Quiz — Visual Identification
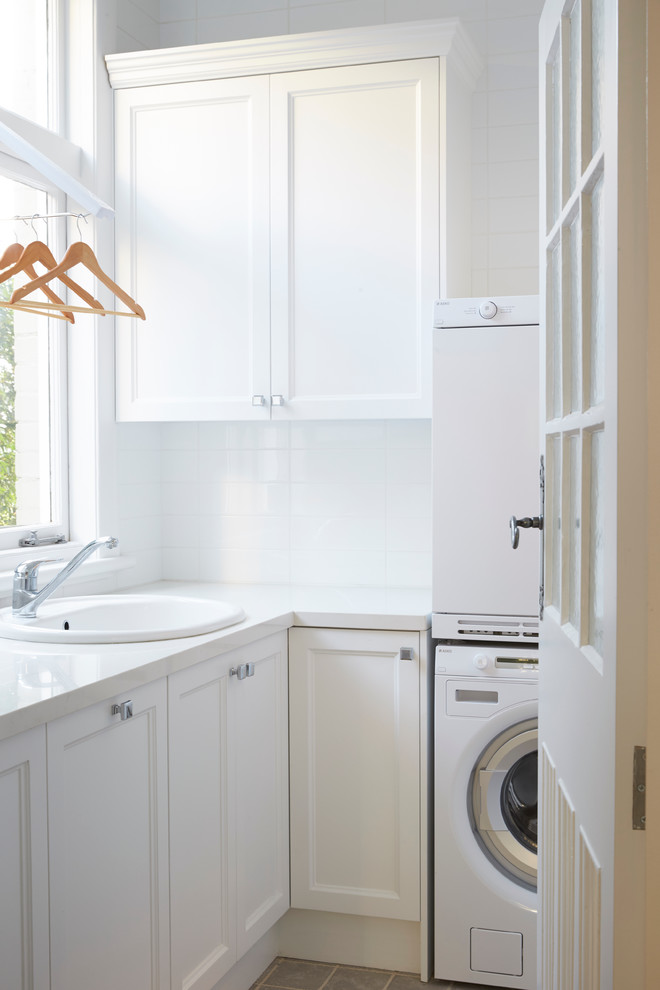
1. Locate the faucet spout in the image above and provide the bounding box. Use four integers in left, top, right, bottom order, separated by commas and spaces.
12, 536, 119, 618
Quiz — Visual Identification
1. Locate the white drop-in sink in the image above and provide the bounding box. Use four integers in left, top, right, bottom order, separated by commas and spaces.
0, 594, 246, 644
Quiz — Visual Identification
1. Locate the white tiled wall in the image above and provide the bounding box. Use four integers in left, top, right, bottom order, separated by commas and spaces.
152, 420, 431, 587
113, 0, 542, 590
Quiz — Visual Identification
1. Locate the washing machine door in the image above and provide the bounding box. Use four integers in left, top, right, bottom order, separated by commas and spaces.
469, 717, 537, 890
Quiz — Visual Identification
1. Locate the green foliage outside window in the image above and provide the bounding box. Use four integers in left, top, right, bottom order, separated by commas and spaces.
0, 281, 16, 525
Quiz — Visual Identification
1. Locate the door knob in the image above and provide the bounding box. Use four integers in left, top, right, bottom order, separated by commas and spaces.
510, 515, 543, 549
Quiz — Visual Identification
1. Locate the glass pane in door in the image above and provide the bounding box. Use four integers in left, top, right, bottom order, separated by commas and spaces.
591, 0, 605, 156
588, 428, 604, 653
568, 0, 582, 193
588, 176, 605, 408
567, 433, 581, 631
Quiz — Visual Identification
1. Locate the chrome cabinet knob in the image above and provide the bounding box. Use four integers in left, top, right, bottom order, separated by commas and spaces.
510, 514, 543, 549
111, 700, 133, 720
271, 394, 284, 406
252, 394, 266, 407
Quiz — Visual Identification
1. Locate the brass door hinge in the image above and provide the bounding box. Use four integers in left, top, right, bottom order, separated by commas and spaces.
633, 746, 646, 830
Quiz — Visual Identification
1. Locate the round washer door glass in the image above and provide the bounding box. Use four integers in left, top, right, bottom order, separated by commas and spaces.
469, 717, 538, 890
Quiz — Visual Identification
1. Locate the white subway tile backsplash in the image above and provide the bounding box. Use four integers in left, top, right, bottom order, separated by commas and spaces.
290, 482, 387, 518
161, 422, 199, 449
118, 514, 162, 552
118, 482, 161, 520
161, 515, 202, 548
161, 448, 198, 482
386, 515, 430, 553
291, 447, 386, 484
289, 0, 386, 34
385, 0, 487, 20
488, 87, 538, 128
160, 0, 193, 22
226, 448, 290, 483
161, 482, 200, 516
387, 483, 432, 518
225, 421, 290, 449
487, 51, 539, 92
290, 421, 386, 449
488, 266, 539, 294
116, 422, 162, 451
386, 420, 431, 449
199, 547, 290, 583
386, 447, 432, 485
203, 514, 290, 550
488, 195, 538, 233
196, 10, 290, 43
118, 446, 161, 484
198, 0, 285, 15
163, 547, 201, 580
160, 20, 197, 46
291, 516, 386, 551
201, 482, 290, 516
386, 551, 431, 588
290, 549, 387, 587
488, 230, 538, 269
488, 159, 539, 199
488, 122, 538, 162
487, 14, 539, 54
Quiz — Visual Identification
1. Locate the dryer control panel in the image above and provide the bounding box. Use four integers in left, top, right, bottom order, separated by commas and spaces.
435, 643, 538, 677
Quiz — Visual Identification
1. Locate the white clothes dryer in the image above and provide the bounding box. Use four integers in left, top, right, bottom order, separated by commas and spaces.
434, 643, 538, 989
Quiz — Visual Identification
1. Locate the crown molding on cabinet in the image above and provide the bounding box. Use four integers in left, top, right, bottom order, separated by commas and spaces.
105, 18, 483, 92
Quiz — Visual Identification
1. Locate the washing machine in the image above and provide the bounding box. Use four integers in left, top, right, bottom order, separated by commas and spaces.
434, 642, 538, 988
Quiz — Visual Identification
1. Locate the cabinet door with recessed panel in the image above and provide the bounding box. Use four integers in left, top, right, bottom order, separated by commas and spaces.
115, 76, 271, 421
269, 59, 440, 419
289, 626, 420, 920
48, 680, 170, 990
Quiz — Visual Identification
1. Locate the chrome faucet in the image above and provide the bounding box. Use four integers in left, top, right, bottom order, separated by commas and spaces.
12, 536, 119, 618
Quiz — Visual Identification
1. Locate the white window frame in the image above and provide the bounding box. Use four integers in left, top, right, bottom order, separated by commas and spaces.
0, 0, 123, 587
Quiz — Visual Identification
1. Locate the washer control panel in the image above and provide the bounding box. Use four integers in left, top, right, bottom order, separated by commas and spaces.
433, 294, 538, 329
435, 643, 538, 676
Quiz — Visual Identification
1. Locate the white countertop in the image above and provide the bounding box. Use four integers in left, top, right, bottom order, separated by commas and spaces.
0, 581, 430, 740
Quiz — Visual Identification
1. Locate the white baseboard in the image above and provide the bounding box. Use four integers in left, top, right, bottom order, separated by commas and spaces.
276, 909, 421, 974
211, 928, 280, 990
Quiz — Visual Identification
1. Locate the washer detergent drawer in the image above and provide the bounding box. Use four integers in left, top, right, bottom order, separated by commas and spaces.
470, 928, 523, 976
445, 679, 537, 717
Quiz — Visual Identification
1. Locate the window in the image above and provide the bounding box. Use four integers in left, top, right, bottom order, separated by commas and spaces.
0, 0, 69, 552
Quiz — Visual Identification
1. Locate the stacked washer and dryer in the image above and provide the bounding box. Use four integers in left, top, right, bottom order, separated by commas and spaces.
432, 297, 540, 989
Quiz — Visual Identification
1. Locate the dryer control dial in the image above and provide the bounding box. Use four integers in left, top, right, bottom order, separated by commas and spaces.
473, 652, 490, 671
479, 300, 498, 320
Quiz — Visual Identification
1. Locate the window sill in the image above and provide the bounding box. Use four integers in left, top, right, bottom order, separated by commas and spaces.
0, 553, 136, 605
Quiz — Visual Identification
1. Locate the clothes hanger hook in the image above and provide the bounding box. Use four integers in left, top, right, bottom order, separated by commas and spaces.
76, 213, 88, 241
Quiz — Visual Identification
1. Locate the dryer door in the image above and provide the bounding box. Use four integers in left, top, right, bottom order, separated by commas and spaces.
470, 718, 538, 890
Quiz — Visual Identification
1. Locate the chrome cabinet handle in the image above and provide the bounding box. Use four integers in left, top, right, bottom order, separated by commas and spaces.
271, 394, 284, 406
111, 700, 133, 720
252, 394, 266, 407
510, 514, 543, 550
230, 663, 256, 680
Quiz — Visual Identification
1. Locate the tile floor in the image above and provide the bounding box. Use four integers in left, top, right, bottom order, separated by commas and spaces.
250, 957, 496, 990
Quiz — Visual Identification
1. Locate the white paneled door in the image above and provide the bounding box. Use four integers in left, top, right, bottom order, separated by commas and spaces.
538, 1, 655, 987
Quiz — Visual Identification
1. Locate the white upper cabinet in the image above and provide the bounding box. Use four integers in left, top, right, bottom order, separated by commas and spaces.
108, 22, 481, 421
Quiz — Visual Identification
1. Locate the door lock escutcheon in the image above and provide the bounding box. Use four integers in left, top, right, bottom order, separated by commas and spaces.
510, 514, 543, 549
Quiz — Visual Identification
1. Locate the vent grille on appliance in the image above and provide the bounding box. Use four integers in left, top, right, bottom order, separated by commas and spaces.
456, 617, 539, 640
432, 613, 540, 642
454, 615, 539, 643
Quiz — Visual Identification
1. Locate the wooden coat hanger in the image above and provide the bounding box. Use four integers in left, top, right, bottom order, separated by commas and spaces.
1, 240, 106, 314
0, 241, 77, 322
10, 240, 146, 319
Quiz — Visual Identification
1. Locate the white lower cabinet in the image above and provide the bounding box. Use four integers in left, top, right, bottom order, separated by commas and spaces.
168, 631, 289, 990
47, 679, 170, 990
289, 627, 420, 921
0, 725, 49, 990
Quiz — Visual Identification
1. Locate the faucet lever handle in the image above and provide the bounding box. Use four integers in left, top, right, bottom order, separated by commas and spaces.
15, 558, 64, 592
